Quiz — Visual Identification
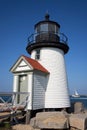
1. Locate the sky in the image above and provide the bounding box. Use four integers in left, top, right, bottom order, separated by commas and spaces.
0, 0, 87, 95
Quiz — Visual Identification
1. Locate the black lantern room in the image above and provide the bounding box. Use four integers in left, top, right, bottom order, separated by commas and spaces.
26, 14, 69, 54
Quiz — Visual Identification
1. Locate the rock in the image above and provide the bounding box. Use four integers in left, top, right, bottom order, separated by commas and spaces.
30, 117, 36, 128
74, 102, 84, 114
69, 113, 87, 130
70, 128, 78, 130
30, 112, 69, 129
12, 124, 34, 130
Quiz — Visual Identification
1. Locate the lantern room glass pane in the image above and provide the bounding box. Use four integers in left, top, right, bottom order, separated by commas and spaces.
56, 26, 58, 33
48, 24, 55, 33
40, 24, 48, 32
35, 25, 40, 33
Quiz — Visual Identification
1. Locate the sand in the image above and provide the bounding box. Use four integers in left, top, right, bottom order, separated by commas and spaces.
12, 124, 40, 130
0, 124, 39, 130
12, 124, 34, 130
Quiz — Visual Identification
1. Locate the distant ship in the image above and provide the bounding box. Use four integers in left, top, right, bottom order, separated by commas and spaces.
72, 90, 80, 97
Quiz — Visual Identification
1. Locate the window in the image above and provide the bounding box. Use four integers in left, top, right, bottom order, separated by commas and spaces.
35, 49, 40, 60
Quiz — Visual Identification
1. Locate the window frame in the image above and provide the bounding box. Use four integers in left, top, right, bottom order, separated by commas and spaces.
35, 49, 40, 60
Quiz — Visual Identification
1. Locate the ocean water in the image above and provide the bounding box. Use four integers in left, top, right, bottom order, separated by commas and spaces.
70, 96, 87, 109
0, 95, 87, 109
0, 95, 12, 103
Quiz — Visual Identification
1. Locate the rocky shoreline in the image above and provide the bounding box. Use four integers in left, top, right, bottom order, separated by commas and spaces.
0, 102, 87, 130
30, 111, 87, 130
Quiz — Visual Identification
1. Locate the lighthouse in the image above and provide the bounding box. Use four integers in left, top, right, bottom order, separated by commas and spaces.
26, 14, 70, 109
10, 14, 70, 113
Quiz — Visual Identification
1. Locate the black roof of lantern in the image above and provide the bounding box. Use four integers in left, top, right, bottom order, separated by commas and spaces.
34, 13, 60, 28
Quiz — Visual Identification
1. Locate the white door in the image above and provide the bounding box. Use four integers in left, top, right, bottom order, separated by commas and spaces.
17, 75, 28, 103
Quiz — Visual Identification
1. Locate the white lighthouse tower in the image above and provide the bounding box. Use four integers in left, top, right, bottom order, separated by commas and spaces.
26, 14, 70, 109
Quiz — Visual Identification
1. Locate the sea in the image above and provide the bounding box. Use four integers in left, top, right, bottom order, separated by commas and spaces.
70, 95, 87, 109
0, 95, 12, 103
0, 95, 87, 109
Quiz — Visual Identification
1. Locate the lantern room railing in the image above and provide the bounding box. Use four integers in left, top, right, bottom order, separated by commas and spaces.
27, 31, 68, 46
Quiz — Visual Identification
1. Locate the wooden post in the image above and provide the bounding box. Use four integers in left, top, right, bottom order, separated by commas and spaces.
25, 110, 31, 124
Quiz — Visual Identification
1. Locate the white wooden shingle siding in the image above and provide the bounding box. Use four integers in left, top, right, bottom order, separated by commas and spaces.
31, 47, 70, 108
33, 72, 46, 110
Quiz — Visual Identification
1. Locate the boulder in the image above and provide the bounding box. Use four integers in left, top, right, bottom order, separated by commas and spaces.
30, 111, 69, 129
74, 102, 84, 114
69, 113, 87, 130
